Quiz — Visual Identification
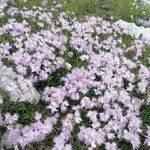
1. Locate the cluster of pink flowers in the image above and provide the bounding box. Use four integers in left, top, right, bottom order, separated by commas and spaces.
1, 112, 58, 149
53, 114, 74, 150
0, 0, 150, 149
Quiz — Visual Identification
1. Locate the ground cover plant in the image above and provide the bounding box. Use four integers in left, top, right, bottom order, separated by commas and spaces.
0, 0, 150, 150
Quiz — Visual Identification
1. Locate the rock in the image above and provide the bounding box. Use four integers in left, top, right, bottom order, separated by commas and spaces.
137, 18, 150, 28
140, 0, 150, 5
0, 61, 40, 103
114, 20, 150, 44
137, 0, 150, 27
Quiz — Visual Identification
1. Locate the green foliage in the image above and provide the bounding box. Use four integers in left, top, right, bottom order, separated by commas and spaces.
62, 0, 150, 22
122, 34, 134, 47
0, 89, 50, 125
141, 105, 150, 127
140, 48, 150, 67
62, 48, 87, 68
0, 34, 13, 43
27, 18, 42, 33
0, 16, 8, 27
118, 140, 132, 150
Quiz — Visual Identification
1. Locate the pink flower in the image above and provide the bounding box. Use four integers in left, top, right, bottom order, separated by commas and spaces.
35, 112, 42, 121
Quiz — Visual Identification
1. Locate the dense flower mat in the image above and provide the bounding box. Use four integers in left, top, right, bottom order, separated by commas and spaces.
0, 0, 150, 150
